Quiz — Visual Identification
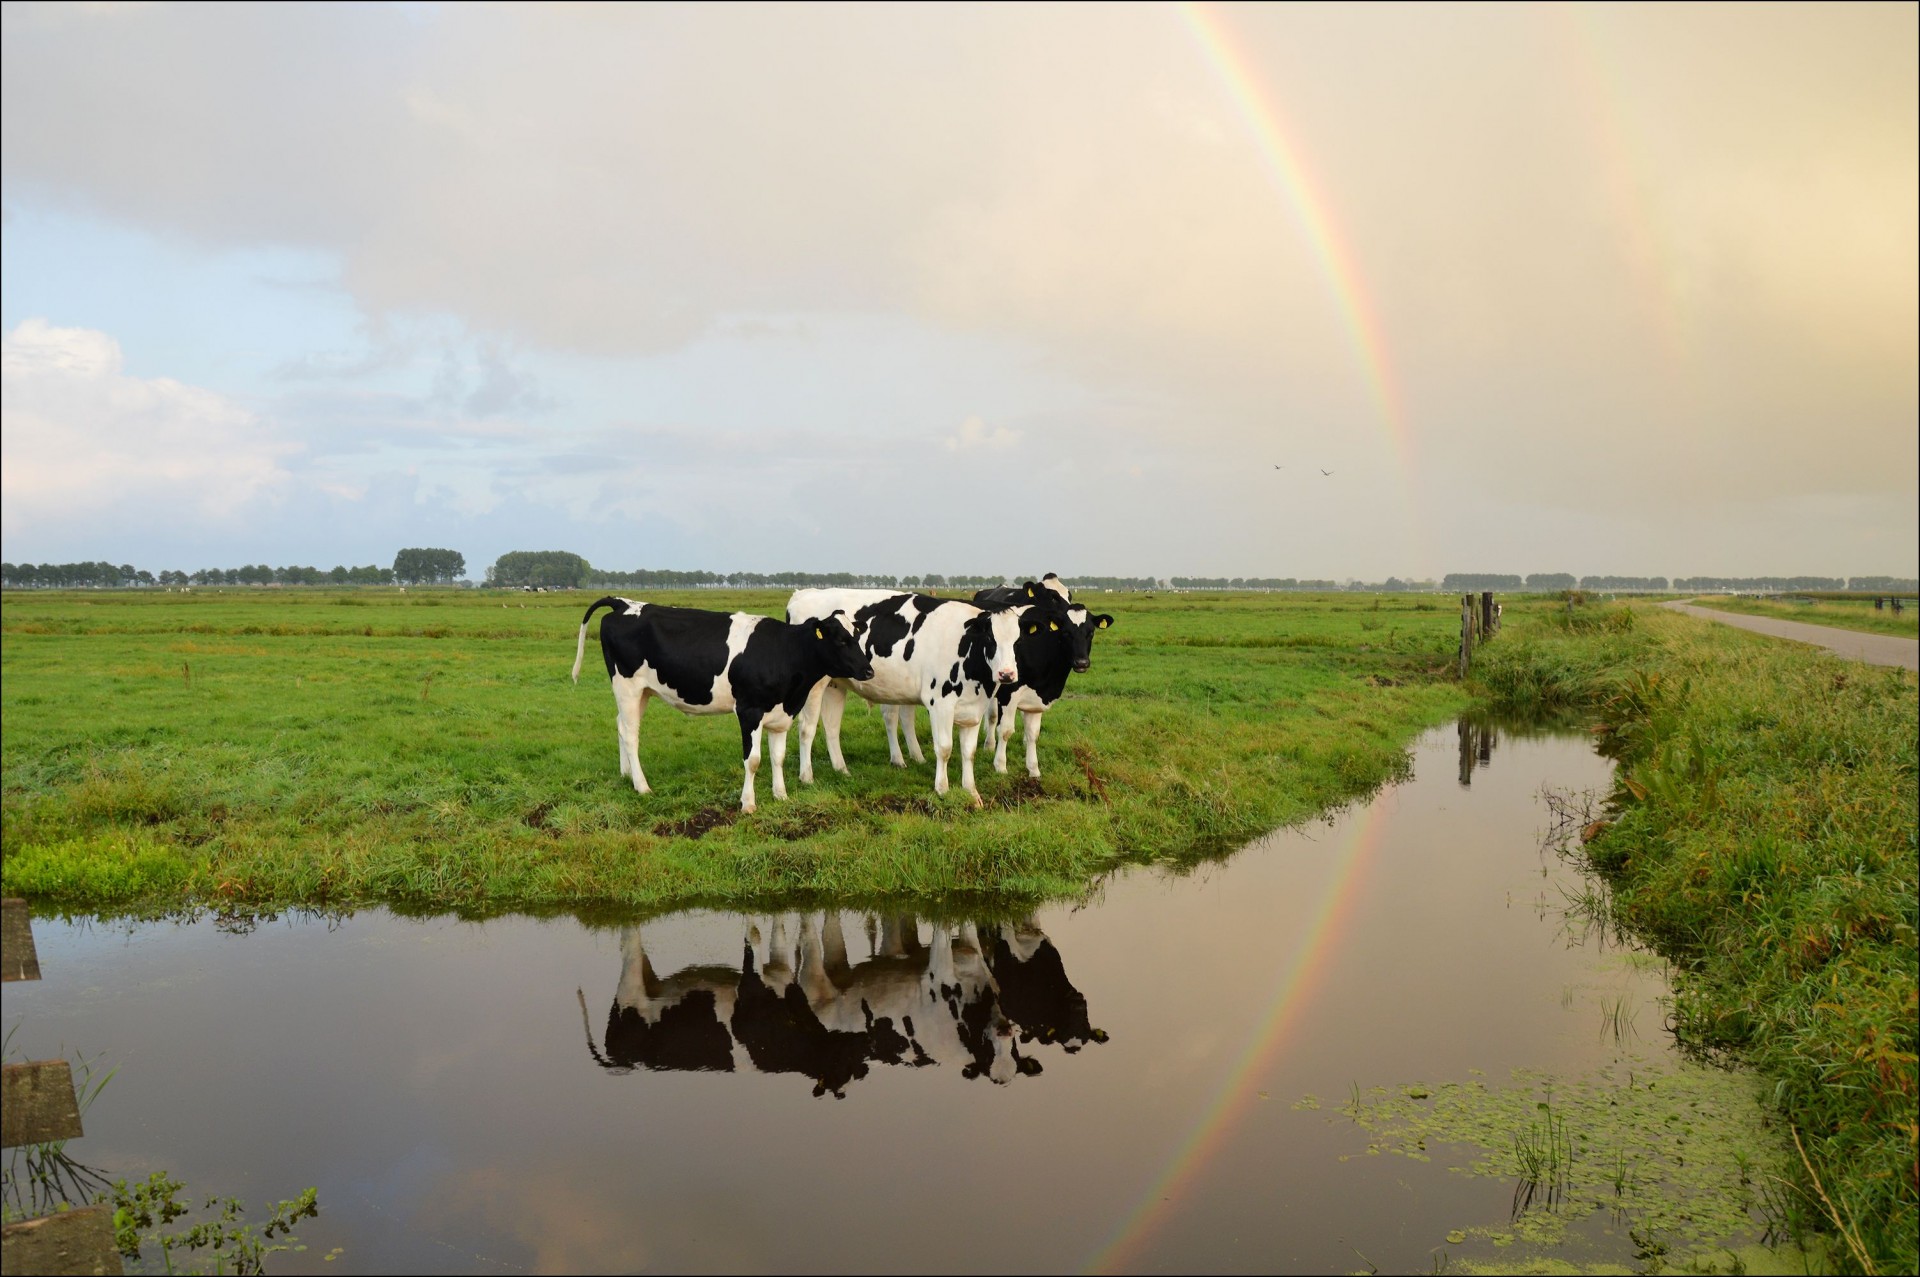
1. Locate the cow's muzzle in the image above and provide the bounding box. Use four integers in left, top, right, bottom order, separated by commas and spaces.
996, 669, 1018, 683
1072, 659, 1090, 673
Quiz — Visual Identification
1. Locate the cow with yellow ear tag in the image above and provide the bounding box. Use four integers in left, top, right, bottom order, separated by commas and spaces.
983, 591, 1118, 781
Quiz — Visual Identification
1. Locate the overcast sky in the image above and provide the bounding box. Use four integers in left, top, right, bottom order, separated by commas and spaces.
3, 1, 1914, 581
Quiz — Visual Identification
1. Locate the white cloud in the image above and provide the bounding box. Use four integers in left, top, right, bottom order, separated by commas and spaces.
0, 319, 298, 536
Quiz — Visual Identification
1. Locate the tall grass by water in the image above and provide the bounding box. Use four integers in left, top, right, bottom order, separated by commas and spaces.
1478, 601, 1919, 1275
2, 588, 1467, 916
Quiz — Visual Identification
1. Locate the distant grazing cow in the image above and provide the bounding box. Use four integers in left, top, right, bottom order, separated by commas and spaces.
785, 589, 1023, 807
979, 591, 1114, 779
571, 597, 873, 812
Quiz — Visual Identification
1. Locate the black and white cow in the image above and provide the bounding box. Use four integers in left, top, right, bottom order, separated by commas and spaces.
972, 571, 1071, 612
784, 589, 1023, 807
981, 590, 1115, 779
571, 597, 873, 813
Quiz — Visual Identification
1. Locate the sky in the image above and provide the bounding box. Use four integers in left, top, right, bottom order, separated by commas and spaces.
2, 1, 1914, 582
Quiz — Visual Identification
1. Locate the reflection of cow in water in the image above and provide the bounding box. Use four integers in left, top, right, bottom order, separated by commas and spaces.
579, 914, 1105, 1097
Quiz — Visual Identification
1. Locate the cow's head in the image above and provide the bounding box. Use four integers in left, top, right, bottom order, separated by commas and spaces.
986, 607, 1023, 683
1039, 572, 1071, 603
811, 612, 874, 681
1023, 595, 1115, 674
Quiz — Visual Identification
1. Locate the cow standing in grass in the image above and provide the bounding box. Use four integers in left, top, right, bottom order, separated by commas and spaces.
785, 589, 1024, 807
571, 597, 872, 813
983, 591, 1115, 779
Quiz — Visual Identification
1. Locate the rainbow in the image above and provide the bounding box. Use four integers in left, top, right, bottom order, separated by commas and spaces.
1176, 0, 1414, 470
1083, 797, 1392, 1273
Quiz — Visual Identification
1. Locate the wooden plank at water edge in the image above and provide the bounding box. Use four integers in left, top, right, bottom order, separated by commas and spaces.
2, 898, 40, 981
1, 1061, 84, 1148
1, 1207, 124, 1275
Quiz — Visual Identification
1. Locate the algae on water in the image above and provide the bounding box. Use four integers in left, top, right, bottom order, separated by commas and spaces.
1317, 1053, 1801, 1273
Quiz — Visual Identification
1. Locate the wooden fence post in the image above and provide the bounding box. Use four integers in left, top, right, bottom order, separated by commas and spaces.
1480, 591, 1494, 638
1459, 593, 1473, 678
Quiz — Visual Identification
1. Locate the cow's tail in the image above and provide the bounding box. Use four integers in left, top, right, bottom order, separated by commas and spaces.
572, 596, 625, 683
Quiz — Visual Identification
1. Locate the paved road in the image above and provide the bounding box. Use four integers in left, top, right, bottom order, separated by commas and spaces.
1662, 601, 1919, 672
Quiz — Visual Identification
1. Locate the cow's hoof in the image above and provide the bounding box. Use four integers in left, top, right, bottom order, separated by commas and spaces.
967, 793, 983, 809
834, 763, 850, 775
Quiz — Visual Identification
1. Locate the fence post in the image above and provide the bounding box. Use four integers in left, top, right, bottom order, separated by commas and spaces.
1480, 591, 1493, 638
1459, 594, 1473, 678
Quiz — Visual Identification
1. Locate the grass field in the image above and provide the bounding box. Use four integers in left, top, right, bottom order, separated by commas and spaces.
1690, 593, 1920, 639
1, 587, 1469, 915
1478, 603, 1918, 1275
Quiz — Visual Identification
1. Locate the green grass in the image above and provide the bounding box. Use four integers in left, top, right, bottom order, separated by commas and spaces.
1475, 602, 1919, 1275
1690, 594, 1920, 639
2, 587, 1468, 916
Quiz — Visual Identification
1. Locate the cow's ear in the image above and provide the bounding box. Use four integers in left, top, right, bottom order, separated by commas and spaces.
1096, 614, 1114, 629
1022, 581, 1040, 597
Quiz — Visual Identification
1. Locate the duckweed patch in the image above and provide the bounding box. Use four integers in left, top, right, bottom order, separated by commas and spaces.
1315, 1055, 1795, 1272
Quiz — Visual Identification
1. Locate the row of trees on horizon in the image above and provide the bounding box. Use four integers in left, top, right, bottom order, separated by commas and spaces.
3, 554, 1914, 596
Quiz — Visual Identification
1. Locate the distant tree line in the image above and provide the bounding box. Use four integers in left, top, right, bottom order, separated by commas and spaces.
576, 566, 1169, 592
2, 549, 467, 589
1439, 573, 1916, 594
7, 554, 1913, 596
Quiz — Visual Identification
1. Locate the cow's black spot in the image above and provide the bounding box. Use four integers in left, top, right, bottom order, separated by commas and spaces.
597, 602, 732, 704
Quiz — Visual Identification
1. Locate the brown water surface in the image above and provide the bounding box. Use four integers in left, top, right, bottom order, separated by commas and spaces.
7, 721, 1750, 1273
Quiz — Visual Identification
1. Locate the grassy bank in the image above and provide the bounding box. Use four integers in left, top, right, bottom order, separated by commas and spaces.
1476, 603, 1918, 1274
2, 588, 1467, 915
1691, 593, 1920, 640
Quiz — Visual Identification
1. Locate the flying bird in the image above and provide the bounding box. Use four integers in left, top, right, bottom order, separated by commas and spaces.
1320, 468, 1334, 476
1273, 464, 1284, 470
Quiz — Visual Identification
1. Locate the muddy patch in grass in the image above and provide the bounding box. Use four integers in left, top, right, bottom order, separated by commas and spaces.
654, 806, 740, 839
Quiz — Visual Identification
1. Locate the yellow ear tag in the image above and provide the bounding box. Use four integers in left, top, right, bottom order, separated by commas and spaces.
1099, 618, 1110, 628
1027, 624, 1037, 634
1048, 620, 1058, 631
815, 627, 823, 639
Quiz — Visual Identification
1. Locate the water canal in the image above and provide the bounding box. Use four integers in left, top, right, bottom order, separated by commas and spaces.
6, 720, 1788, 1273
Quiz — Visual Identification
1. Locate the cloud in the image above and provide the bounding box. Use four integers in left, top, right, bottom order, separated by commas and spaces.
944, 415, 1019, 452
1, 318, 298, 537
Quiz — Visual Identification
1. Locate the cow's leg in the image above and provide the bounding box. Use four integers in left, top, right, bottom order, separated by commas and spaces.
821, 682, 851, 775
820, 910, 852, 989
738, 708, 765, 813
882, 704, 906, 768
992, 700, 1013, 774
899, 703, 925, 763
929, 922, 955, 987
928, 699, 955, 796
957, 708, 984, 808
796, 914, 835, 1006
797, 678, 827, 786
617, 684, 650, 794
767, 722, 790, 801
1023, 709, 1044, 779
615, 926, 656, 1011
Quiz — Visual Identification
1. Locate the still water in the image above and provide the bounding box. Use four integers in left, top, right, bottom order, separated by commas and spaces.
9, 722, 1742, 1273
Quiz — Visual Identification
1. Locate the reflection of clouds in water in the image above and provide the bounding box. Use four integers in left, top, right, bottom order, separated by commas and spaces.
410, 1163, 648, 1275
585, 912, 1105, 1096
